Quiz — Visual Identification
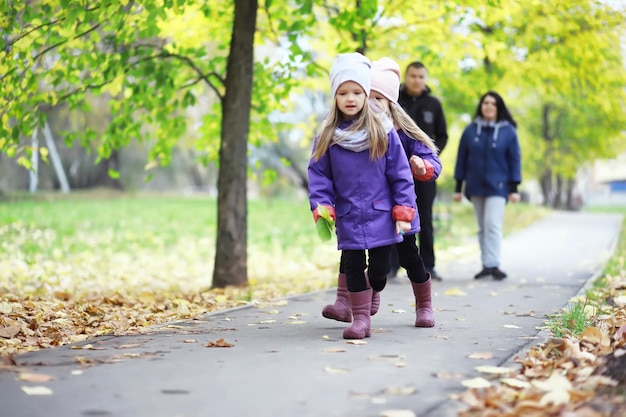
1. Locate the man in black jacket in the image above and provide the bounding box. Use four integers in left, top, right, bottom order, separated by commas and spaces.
391, 61, 448, 281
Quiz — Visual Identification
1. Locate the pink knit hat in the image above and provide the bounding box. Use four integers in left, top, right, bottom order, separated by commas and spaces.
371, 57, 401, 104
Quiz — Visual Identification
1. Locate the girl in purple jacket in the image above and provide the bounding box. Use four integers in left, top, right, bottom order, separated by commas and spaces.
308, 53, 417, 340
321, 57, 442, 328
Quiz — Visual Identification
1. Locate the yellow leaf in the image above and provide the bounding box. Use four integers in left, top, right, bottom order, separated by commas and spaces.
322, 347, 346, 353
21, 386, 53, 395
324, 366, 349, 374
444, 288, 467, 296
500, 378, 531, 389
475, 366, 516, 374
0, 301, 12, 314
461, 377, 492, 389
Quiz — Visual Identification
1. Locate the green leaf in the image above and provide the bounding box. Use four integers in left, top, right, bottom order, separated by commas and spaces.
316, 218, 332, 242
315, 203, 335, 242
108, 169, 120, 179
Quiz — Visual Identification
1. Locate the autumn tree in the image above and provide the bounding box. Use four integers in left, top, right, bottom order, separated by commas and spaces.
0, 0, 316, 288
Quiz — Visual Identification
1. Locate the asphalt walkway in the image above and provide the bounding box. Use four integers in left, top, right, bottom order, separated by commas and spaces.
0, 210, 622, 417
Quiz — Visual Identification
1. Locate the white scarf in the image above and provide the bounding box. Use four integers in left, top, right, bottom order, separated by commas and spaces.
332, 114, 394, 153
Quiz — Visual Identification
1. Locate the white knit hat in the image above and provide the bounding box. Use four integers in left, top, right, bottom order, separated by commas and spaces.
329, 52, 371, 97
371, 57, 401, 104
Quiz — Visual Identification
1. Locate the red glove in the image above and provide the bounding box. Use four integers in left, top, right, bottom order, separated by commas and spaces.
313, 205, 336, 223
392, 205, 415, 222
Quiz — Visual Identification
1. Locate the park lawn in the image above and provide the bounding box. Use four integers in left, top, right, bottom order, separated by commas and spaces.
0, 191, 548, 356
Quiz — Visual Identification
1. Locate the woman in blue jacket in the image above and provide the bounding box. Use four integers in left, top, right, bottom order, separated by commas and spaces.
453, 91, 522, 280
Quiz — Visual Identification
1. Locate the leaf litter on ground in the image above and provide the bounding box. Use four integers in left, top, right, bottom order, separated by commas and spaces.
454, 272, 626, 417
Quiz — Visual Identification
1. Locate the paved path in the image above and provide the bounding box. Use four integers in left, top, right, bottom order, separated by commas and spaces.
0, 211, 622, 417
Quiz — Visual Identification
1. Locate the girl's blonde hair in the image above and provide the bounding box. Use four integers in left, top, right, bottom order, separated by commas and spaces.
312, 98, 389, 161
388, 103, 438, 153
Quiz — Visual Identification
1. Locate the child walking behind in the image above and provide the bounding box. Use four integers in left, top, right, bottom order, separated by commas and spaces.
308, 53, 417, 339
321, 57, 442, 328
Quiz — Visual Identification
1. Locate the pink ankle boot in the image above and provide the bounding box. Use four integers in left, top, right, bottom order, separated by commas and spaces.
343, 289, 372, 339
322, 273, 352, 322
365, 272, 380, 316
411, 276, 435, 327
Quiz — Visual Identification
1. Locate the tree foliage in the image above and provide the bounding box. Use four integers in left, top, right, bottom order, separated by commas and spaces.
1, 0, 625, 287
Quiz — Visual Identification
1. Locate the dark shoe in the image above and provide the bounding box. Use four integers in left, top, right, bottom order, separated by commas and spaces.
491, 267, 507, 280
474, 267, 508, 280
426, 268, 443, 281
474, 267, 492, 279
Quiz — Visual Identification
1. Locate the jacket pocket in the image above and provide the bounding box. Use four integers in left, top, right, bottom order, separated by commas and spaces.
372, 199, 392, 212
335, 202, 352, 218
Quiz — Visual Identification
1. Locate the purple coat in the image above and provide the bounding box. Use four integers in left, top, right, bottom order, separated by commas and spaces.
308, 125, 417, 250
397, 129, 442, 234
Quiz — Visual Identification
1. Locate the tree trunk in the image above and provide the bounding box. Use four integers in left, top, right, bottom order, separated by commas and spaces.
540, 168, 552, 207
99, 150, 123, 190
212, 0, 257, 288
554, 174, 563, 209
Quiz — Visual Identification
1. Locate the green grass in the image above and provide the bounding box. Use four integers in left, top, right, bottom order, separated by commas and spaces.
547, 298, 596, 338
0, 191, 550, 297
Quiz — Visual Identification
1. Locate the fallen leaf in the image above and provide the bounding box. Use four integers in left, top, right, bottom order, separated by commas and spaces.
284, 320, 307, 325
430, 335, 450, 340
205, 338, 234, 348
468, 352, 493, 360
265, 309, 280, 315
500, 378, 531, 389
117, 343, 143, 349
18, 373, 55, 382
384, 386, 416, 396
532, 372, 572, 392
503, 324, 521, 329
21, 386, 53, 395
433, 372, 466, 379
346, 340, 367, 345
322, 347, 346, 353
369, 355, 406, 362
258, 320, 276, 324
324, 366, 349, 374
475, 365, 516, 375
0, 302, 12, 314
0, 325, 21, 339
182, 339, 196, 343
580, 327, 603, 345
461, 377, 492, 388
444, 288, 467, 297
392, 309, 406, 314
540, 389, 570, 406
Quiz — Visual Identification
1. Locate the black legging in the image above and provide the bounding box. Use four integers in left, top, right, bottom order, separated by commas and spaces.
395, 233, 429, 284
341, 246, 393, 293
389, 181, 437, 274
